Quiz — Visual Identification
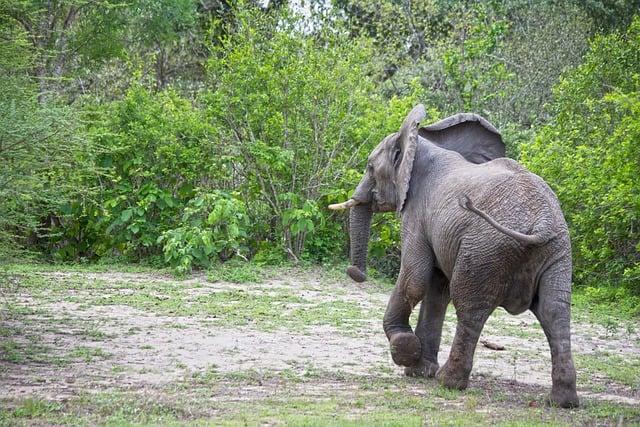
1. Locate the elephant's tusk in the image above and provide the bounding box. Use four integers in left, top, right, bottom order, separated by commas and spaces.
328, 199, 359, 210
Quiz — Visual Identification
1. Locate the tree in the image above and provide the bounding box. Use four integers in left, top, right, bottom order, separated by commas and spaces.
492, 2, 593, 128
0, 21, 90, 257
0, 0, 131, 102
205, 5, 388, 260
521, 17, 640, 301
0, 0, 237, 102
575, 0, 640, 32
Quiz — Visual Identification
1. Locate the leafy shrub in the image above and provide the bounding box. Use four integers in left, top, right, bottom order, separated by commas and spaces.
158, 191, 249, 274
0, 24, 90, 258
521, 17, 640, 298
574, 286, 640, 318
52, 85, 226, 261
368, 213, 402, 279
204, 5, 388, 260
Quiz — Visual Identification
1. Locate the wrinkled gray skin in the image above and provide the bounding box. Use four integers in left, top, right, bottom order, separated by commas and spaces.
332, 105, 578, 408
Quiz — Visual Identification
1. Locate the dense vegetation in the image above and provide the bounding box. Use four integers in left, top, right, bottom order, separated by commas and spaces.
1, 0, 638, 311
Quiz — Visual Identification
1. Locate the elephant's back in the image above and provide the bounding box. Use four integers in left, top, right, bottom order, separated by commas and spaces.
428, 163, 569, 281
446, 160, 566, 232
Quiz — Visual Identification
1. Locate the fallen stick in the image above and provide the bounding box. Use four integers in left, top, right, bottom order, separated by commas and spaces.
480, 340, 505, 351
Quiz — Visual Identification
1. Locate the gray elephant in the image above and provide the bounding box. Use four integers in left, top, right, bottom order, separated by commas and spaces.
329, 105, 578, 408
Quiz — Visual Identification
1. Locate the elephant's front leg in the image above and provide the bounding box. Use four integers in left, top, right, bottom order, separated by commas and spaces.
405, 269, 450, 378
383, 254, 434, 368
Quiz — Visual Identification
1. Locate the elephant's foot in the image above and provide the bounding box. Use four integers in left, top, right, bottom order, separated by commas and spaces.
389, 332, 421, 367
547, 385, 579, 408
404, 359, 439, 378
435, 361, 470, 390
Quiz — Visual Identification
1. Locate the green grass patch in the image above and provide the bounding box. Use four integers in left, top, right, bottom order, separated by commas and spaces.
66, 345, 111, 362
576, 352, 640, 389
2, 368, 639, 426
207, 260, 271, 284
2, 261, 170, 275
581, 399, 640, 422
0, 339, 59, 365
84, 281, 380, 333
8, 398, 63, 418
0, 340, 24, 363
6, 266, 378, 333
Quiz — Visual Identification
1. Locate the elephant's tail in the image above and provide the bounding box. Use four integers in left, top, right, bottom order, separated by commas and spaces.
459, 195, 555, 246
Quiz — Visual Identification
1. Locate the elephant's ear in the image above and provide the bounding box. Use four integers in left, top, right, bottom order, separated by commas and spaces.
418, 113, 504, 164
396, 104, 426, 213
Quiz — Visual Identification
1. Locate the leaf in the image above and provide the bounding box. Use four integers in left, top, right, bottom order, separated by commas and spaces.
120, 209, 133, 222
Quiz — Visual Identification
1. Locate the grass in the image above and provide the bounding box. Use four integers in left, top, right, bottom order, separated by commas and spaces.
2, 368, 639, 426
576, 352, 640, 389
67, 345, 111, 362
0, 338, 111, 366
4, 398, 63, 418
0, 340, 23, 363
0, 338, 58, 365
207, 260, 271, 283
4, 267, 383, 334
2, 262, 640, 426
1, 261, 171, 275
573, 287, 640, 322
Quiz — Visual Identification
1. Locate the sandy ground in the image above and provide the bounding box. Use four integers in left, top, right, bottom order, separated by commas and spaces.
1, 268, 639, 425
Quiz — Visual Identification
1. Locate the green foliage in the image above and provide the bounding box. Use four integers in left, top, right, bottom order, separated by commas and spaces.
521, 17, 640, 298
206, 259, 267, 284
576, 0, 640, 31
205, 5, 388, 260
436, 2, 512, 113
1, 0, 639, 310
336, 1, 594, 130
368, 213, 402, 278
493, 2, 593, 127
52, 85, 224, 261
159, 191, 250, 274
0, 20, 91, 258
575, 286, 640, 318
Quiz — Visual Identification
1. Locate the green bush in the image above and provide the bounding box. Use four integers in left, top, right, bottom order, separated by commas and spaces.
43, 5, 420, 273
158, 190, 249, 274
0, 23, 90, 258
575, 286, 640, 318
521, 17, 640, 298
52, 85, 226, 261
204, 5, 390, 260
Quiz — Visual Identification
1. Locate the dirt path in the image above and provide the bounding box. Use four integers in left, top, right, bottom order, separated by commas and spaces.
1, 266, 639, 425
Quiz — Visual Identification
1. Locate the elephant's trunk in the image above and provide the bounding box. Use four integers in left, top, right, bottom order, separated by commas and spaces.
383, 286, 421, 366
347, 203, 372, 282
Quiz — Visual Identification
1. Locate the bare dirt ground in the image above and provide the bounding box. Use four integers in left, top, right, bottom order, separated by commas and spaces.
1, 265, 639, 425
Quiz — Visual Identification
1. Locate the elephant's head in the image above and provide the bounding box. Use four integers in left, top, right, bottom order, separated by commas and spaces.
329, 105, 504, 283
329, 104, 426, 282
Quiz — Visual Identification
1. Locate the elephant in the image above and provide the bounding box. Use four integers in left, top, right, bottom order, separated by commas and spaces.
329, 104, 579, 408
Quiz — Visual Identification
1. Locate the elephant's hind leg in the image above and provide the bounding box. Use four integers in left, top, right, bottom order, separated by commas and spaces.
531, 259, 579, 408
434, 257, 496, 390
436, 302, 492, 390
405, 269, 450, 378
